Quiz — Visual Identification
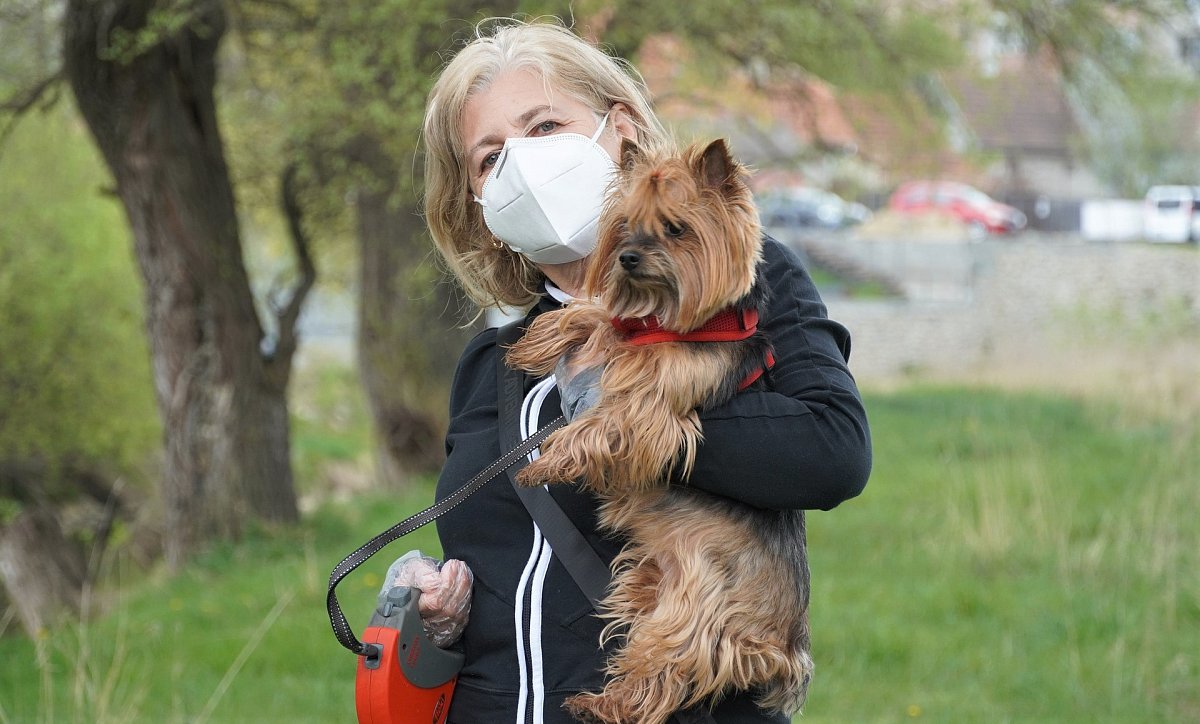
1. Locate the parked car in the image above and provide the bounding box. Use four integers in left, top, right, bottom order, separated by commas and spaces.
756, 186, 871, 230
888, 180, 1026, 236
1143, 185, 1200, 243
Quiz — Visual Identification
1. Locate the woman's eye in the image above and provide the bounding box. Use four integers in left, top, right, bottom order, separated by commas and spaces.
481, 151, 500, 173
664, 221, 685, 237
533, 120, 559, 135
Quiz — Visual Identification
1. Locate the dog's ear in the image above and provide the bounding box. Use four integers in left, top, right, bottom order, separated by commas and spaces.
619, 137, 641, 173
695, 138, 737, 192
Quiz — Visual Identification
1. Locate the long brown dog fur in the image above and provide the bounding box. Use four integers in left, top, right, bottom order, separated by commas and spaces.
505, 138, 812, 724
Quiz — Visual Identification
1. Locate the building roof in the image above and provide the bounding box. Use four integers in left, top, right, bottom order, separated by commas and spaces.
945, 57, 1078, 156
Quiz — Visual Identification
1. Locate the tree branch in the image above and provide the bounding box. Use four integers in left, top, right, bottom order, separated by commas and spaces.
0, 71, 61, 113
268, 161, 317, 378
0, 71, 63, 157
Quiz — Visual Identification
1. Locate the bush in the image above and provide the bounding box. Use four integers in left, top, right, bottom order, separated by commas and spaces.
0, 104, 159, 506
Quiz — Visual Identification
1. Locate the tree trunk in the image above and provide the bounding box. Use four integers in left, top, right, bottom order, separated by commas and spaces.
340, 0, 518, 488
0, 506, 85, 636
354, 162, 475, 487
63, 0, 299, 568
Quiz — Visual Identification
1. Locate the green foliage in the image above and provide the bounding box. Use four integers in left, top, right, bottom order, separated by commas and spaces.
223, 0, 517, 199
0, 103, 160, 495
982, 0, 1200, 194
590, 0, 962, 91
983, 0, 1187, 74
220, 1, 527, 292
2, 387, 1197, 721
101, 0, 206, 64
1071, 67, 1200, 195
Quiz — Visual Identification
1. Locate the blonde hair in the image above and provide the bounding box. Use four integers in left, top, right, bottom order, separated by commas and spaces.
423, 19, 670, 310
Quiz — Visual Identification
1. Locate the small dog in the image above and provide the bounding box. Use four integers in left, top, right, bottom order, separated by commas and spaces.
505, 138, 812, 724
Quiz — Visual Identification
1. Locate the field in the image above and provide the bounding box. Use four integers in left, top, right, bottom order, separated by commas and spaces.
1, 369, 1197, 722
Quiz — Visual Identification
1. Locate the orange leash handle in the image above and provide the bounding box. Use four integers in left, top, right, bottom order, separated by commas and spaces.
355, 587, 463, 724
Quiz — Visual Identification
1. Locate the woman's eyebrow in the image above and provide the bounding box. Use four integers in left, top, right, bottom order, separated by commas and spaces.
513, 104, 554, 129
468, 104, 555, 163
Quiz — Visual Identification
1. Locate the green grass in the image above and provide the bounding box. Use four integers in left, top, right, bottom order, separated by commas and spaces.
288, 362, 376, 498
0, 488, 442, 724
802, 388, 1199, 723
1, 387, 1196, 722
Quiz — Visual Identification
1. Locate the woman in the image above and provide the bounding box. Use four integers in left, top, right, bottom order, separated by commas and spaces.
406, 19, 871, 724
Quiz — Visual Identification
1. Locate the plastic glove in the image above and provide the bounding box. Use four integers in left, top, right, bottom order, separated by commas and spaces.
387, 551, 474, 648
555, 352, 604, 422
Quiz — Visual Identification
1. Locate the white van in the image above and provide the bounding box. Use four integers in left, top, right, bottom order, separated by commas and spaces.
1144, 185, 1200, 243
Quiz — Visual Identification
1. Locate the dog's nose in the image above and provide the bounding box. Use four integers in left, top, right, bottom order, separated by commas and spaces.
619, 251, 641, 270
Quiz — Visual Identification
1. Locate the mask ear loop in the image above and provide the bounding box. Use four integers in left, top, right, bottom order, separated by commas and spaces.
590, 111, 612, 144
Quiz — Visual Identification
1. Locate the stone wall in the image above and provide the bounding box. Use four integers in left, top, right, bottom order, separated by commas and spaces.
780, 232, 1200, 382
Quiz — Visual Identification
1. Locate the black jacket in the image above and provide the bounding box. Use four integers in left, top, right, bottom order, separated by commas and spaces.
434, 237, 872, 723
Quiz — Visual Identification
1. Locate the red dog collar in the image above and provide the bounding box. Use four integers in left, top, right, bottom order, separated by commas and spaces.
611, 307, 760, 345
611, 307, 773, 389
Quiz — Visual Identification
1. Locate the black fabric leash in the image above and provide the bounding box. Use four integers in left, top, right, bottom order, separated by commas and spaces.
325, 409, 565, 656
495, 321, 719, 724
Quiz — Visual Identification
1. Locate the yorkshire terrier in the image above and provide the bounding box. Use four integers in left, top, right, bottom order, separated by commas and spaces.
505, 138, 812, 724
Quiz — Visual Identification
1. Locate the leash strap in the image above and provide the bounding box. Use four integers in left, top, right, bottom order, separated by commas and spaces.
495, 320, 719, 724
325, 409, 565, 656
495, 321, 613, 609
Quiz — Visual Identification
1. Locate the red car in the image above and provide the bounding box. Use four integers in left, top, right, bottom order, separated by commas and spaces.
888, 181, 1027, 235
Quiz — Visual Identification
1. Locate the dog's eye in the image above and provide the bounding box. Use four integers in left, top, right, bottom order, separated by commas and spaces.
664, 221, 686, 237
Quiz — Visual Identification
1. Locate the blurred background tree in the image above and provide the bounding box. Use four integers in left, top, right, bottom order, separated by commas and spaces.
984, 0, 1200, 194
58, 0, 308, 571
222, 0, 522, 489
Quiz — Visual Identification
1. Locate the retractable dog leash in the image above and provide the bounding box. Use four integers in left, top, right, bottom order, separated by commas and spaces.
326, 415, 564, 724
329, 323, 717, 724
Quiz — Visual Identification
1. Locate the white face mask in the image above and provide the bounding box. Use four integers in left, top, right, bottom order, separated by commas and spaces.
474, 112, 615, 264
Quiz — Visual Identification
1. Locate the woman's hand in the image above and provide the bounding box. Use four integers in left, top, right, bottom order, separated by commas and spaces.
390, 554, 474, 648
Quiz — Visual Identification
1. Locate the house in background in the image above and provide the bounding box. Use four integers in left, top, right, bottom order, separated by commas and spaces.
941, 55, 1110, 199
